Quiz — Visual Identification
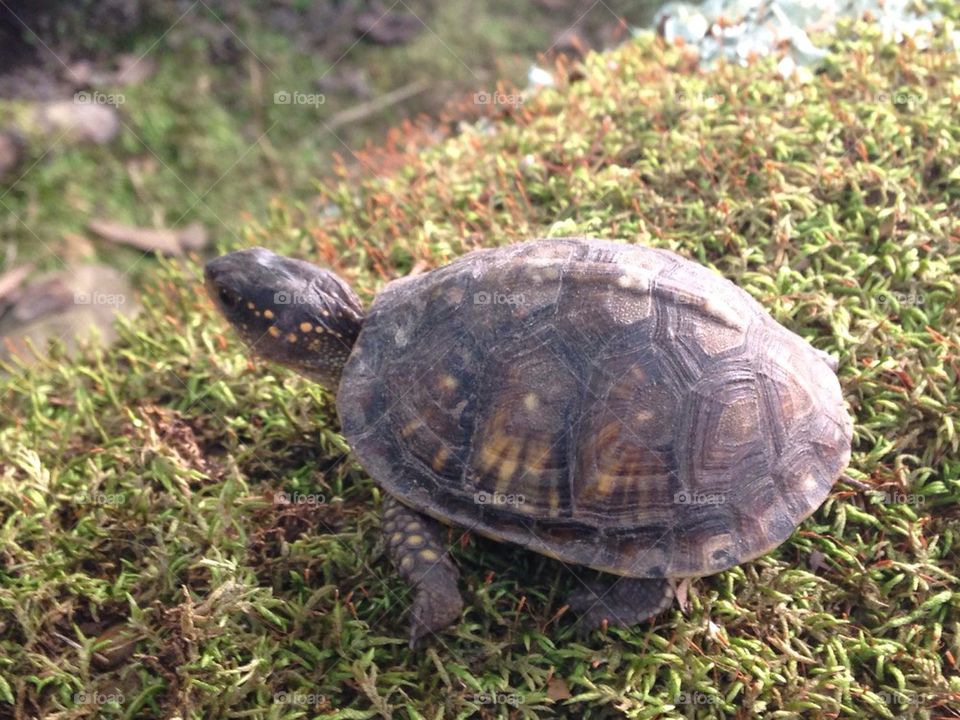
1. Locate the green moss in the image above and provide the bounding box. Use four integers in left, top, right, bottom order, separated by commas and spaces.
2, 18, 960, 720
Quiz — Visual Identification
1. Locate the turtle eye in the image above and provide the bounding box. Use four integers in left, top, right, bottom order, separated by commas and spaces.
218, 286, 241, 309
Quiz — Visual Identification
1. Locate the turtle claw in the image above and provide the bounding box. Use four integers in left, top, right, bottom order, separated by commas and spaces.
568, 576, 673, 632
408, 585, 464, 648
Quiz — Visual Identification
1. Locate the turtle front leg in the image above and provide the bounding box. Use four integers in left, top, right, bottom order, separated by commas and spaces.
567, 575, 673, 629
380, 494, 463, 647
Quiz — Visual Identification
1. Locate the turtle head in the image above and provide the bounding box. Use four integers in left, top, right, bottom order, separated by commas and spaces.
204, 247, 364, 388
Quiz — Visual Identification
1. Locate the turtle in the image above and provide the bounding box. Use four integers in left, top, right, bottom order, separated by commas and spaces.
204, 237, 853, 646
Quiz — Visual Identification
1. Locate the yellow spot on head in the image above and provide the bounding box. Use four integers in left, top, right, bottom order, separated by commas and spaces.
263, 309, 275, 319
287, 333, 298, 343
268, 326, 281, 338
440, 375, 458, 391
523, 393, 539, 411
300, 322, 313, 332
314, 326, 325, 333
246, 302, 255, 310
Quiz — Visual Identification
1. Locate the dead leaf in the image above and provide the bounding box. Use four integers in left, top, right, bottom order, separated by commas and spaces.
675, 578, 690, 612
546, 677, 571, 701
88, 219, 208, 255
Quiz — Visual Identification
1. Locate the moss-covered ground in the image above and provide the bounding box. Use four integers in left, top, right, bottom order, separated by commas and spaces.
2, 11, 960, 720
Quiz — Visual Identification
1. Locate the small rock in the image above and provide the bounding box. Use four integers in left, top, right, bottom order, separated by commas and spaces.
528, 65, 555, 88
37, 101, 121, 146
91, 624, 141, 672
0, 264, 138, 366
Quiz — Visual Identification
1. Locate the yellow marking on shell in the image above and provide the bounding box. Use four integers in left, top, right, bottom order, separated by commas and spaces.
496, 439, 523, 493
523, 393, 540, 411
406, 534, 425, 548
801, 472, 821, 494
263, 309, 274, 319
524, 440, 550, 474
593, 470, 620, 497
418, 549, 439, 562
440, 374, 458, 391
616, 270, 649, 290
314, 326, 325, 333
702, 297, 746, 331
401, 418, 423, 437
268, 326, 281, 338
300, 322, 313, 333
321, 309, 330, 317
400, 556, 415, 571
287, 333, 298, 343
432, 447, 450, 472
389, 532, 404, 545
635, 409, 654, 423
254, 311, 261, 317
479, 433, 511, 471
404, 520, 422, 532
246, 302, 255, 310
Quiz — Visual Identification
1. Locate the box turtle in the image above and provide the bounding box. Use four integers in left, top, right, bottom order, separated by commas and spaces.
205, 237, 853, 646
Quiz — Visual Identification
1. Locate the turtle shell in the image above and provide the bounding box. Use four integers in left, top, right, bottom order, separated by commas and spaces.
337, 238, 852, 578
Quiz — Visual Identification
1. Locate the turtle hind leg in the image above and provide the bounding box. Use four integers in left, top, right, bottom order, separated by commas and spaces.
380, 494, 463, 648
567, 575, 674, 630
